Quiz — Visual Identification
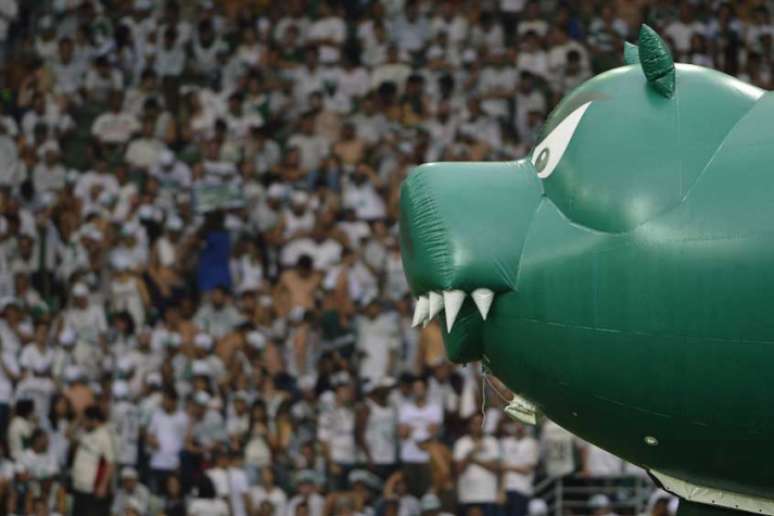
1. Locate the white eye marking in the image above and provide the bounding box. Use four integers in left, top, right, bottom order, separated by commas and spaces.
532, 101, 592, 179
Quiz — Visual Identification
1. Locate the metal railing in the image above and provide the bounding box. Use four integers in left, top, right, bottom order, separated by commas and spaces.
534, 474, 656, 515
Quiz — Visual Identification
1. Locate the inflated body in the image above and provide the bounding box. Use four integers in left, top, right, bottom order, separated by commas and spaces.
399, 26, 774, 514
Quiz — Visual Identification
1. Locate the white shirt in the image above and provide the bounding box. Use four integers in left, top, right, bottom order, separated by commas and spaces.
398, 400, 442, 463
453, 435, 500, 504
0, 0, 18, 41
342, 181, 386, 220
63, 303, 108, 345
665, 21, 707, 54
287, 133, 329, 172
365, 400, 397, 465
249, 485, 287, 515
91, 111, 140, 144
500, 435, 538, 494
188, 498, 229, 516
541, 420, 577, 478
125, 138, 167, 169
147, 408, 189, 470
111, 400, 142, 465
356, 312, 400, 382
19, 344, 53, 372
280, 238, 342, 271
207, 466, 250, 516
71, 425, 116, 494
318, 404, 356, 465
583, 442, 623, 477
21, 447, 59, 479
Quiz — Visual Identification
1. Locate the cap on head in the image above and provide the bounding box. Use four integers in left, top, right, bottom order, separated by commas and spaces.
72, 283, 89, 298
246, 331, 266, 350
420, 493, 442, 511
193, 390, 211, 406
589, 494, 611, 509
194, 333, 214, 351
121, 466, 139, 480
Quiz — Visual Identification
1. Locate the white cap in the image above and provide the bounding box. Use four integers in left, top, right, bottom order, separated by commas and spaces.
0, 297, 19, 311
291, 190, 309, 206
193, 390, 211, 405
528, 498, 549, 516
246, 331, 266, 350
366, 376, 396, 393
166, 215, 183, 232
267, 183, 286, 200
121, 466, 139, 480
191, 360, 211, 377
194, 333, 214, 350
331, 371, 352, 387
420, 493, 442, 511
38, 140, 60, 157
145, 372, 162, 386
82, 228, 103, 242
17, 320, 33, 336
160, 149, 175, 166
121, 222, 140, 238
589, 494, 611, 509
138, 205, 155, 220
116, 356, 134, 373
64, 365, 83, 382
165, 332, 182, 348
72, 283, 89, 297
298, 374, 316, 391
37, 191, 56, 209
462, 48, 478, 64
288, 306, 306, 322
112, 380, 130, 399
111, 251, 132, 271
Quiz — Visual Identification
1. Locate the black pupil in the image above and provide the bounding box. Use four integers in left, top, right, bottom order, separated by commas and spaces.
536, 148, 550, 172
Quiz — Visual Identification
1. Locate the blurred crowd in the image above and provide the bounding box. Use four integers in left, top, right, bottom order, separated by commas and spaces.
0, 0, 769, 514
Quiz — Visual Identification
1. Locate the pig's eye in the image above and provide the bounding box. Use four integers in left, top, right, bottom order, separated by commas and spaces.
532, 102, 592, 179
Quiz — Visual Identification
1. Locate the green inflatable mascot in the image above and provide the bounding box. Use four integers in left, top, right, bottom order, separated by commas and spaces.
400, 25, 774, 516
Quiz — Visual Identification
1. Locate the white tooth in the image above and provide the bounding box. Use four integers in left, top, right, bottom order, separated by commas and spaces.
443, 290, 465, 332
471, 288, 494, 320
428, 291, 443, 320
412, 296, 429, 328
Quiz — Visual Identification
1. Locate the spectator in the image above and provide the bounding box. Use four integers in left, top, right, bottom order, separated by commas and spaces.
357, 377, 398, 480
249, 466, 288, 516
398, 376, 442, 498
146, 388, 188, 494
7, 399, 35, 461
540, 418, 578, 479
0, 1, 751, 512
500, 421, 539, 516
317, 372, 356, 489
453, 414, 500, 515
188, 475, 229, 516
590, 493, 622, 516
111, 466, 150, 516
70, 405, 116, 516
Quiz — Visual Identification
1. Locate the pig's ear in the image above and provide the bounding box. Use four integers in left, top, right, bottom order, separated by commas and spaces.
638, 24, 675, 98
623, 41, 640, 65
